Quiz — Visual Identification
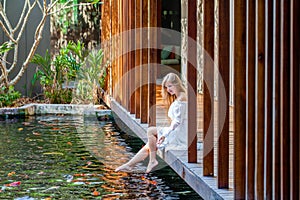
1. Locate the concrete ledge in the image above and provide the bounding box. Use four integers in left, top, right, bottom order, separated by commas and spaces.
0, 104, 112, 121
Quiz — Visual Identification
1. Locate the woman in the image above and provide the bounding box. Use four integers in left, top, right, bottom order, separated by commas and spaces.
115, 73, 187, 173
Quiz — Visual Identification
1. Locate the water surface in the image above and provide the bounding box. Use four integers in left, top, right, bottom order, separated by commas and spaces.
0, 115, 201, 199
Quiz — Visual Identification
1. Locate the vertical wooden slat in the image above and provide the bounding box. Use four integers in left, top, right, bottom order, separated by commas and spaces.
290, 0, 299, 198
246, 0, 256, 198
280, 0, 291, 199
101, 0, 112, 95
140, 0, 148, 124
148, 0, 159, 126
234, 0, 247, 198
157, 0, 161, 78
255, 0, 265, 198
124, 0, 130, 112
218, 0, 230, 189
187, 0, 197, 163
122, 0, 128, 109
118, 0, 123, 104
272, 0, 281, 198
135, 0, 142, 119
264, 0, 274, 199
111, 0, 119, 100
129, 0, 136, 114
203, 0, 214, 176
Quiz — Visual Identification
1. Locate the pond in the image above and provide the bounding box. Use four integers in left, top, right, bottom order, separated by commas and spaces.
0, 114, 202, 199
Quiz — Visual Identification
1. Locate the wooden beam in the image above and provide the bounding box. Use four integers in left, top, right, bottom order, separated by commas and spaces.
122, 0, 128, 109
218, 0, 230, 189
290, 0, 299, 198
129, 0, 136, 114
135, 0, 142, 119
246, 0, 256, 198
118, 0, 123, 104
255, 0, 266, 198
126, 0, 130, 111
264, 0, 274, 198
141, 0, 149, 124
280, 0, 291, 198
148, 0, 160, 126
234, 0, 247, 198
111, 0, 119, 101
203, 0, 214, 176
187, 0, 197, 163
101, 0, 112, 95
272, 0, 281, 198
280, 0, 292, 199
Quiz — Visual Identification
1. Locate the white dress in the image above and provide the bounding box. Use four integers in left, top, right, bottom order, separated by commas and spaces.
157, 100, 187, 151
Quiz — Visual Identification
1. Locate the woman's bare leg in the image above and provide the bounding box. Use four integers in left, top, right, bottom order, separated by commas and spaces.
115, 127, 158, 173
146, 127, 159, 173
115, 144, 149, 172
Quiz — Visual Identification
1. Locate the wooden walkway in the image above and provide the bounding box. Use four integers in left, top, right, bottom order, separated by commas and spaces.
104, 84, 235, 199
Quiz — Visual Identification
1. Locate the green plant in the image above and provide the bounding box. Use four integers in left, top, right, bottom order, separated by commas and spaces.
0, 42, 14, 55
31, 41, 88, 104
0, 85, 21, 107
72, 48, 107, 104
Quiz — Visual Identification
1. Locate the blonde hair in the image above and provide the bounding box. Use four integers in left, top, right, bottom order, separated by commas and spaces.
161, 73, 186, 107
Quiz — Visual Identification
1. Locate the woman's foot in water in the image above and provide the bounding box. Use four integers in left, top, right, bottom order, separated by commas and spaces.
146, 160, 158, 173
115, 164, 133, 172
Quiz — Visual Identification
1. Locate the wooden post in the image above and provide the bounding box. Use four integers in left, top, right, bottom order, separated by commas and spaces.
203, 0, 214, 176
290, 0, 300, 199
218, 0, 230, 189
264, 0, 274, 198
148, 0, 160, 126
234, 0, 247, 198
272, 0, 281, 198
246, 0, 256, 198
122, 0, 128, 109
129, 0, 136, 114
135, 0, 142, 119
101, 0, 112, 96
255, 0, 266, 198
141, 0, 149, 124
280, 0, 291, 198
187, 0, 197, 163
111, 0, 119, 101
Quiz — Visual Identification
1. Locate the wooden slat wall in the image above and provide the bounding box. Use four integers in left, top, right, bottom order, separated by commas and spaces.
101, 0, 300, 198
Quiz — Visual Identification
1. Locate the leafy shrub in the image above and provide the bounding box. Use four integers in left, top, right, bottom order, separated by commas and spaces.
0, 86, 21, 107
72, 48, 107, 104
31, 41, 88, 103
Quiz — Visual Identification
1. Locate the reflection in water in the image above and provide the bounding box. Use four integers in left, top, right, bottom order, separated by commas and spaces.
0, 115, 202, 199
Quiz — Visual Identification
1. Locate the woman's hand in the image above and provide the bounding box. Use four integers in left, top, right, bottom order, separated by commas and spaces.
157, 136, 165, 145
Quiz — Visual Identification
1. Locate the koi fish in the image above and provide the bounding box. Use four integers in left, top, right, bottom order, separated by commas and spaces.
5, 181, 21, 187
